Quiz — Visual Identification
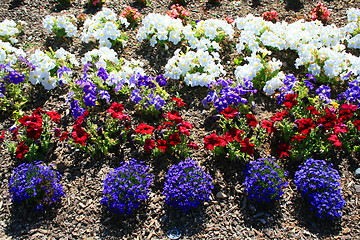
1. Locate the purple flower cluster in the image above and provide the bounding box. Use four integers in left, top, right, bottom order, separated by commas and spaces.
70, 99, 86, 119
75, 63, 111, 107
8, 162, 65, 210
202, 78, 257, 112
316, 85, 331, 103
244, 158, 288, 203
163, 159, 213, 211
101, 159, 153, 214
129, 74, 168, 110
0, 63, 26, 97
294, 158, 346, 219
338, 78, 360, 107
277, 74, 298, 104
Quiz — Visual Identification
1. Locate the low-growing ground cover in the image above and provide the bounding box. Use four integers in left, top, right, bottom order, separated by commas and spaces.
0, 0, 359, 239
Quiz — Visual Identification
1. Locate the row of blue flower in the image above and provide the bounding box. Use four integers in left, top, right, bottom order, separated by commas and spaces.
9, 157, 345, 219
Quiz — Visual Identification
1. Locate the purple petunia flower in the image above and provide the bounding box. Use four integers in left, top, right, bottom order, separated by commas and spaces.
316, 85, 331, 103
98, 90, 110, 103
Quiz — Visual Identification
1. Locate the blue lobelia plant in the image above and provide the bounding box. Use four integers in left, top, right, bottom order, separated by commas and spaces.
101, 159, 153, 214
294, 158, 346, 219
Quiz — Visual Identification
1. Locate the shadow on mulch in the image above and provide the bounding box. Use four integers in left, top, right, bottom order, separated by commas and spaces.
45, 36, 73, 51
242, 199, 284, 230
160, 205, 209, 238
285, 0, 304, 12
8, 0, 23, 10
5, 204, 59, 238
291, 194, 342, 237
99, 204, 150, 238
135, 42, 180, 76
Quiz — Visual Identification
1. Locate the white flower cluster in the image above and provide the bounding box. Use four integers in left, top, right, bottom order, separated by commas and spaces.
342, 8, 360, 49
137, 14, 234, 51
0, 19, 20, 44
81, 47, 146, 87
137, 13, 185, 47
42, 15, 77, 38
263, 72, 286, 95
234, 56, 263, 82
164, 49, 225, 87
0, 40, 26, 65
81, 47, 119, 65
185, 19, 234, 51
233, 11, 360, 90
28, 48, 77, 90
81, 8, 129, 48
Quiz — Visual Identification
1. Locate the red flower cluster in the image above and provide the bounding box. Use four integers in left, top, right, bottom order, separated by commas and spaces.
135, 111, 197, 154
262, 10, 278, 23
18, 108, 43, 140
11, 108, 66, 159
107, 102, 130, 121
221, 107, 238, 119
71, 111, 90, 146
166, 4, 190, 22
310, 2, 331, 23
204, 128, 254, 155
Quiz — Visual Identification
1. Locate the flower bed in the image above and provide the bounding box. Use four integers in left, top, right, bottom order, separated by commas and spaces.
0, 0, 359, 239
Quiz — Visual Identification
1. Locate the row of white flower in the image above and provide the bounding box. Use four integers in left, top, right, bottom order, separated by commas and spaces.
0, 8, 359, 92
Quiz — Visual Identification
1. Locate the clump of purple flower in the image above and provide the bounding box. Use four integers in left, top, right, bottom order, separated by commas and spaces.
294, 158, 346, 219
244, 158, 288, 203
163, 158, 213, 211
8, 162, 65, 210
202, 78, 257, 112
337, 77, 360, 107
101, 159, 153, 214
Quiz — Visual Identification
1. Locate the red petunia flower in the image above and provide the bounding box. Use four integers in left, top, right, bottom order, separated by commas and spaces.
333, 122, 348, 134
168, 133, 182, 146
225, 128, 244, 142
283, 94, 298, 109
157, 121, 173, 130
341, 103, 358, 112
0, 130, 5, 142
291, 134, 307, 142
220, 107, 238, 119
188, 141, 199, 150
135, 123, 155, 134
306, 106, 321, 115
26, 122, 43, 140
180, 121, 193, 129
156, 139, 168, 153
338, 109, 353, 122
295, 118, 315, 135
204, 133, 227, 150
46, 111, 61, 123
178, 125, 190, 136
144, 138, 155, 152
71, 125, 89, 146
354, 120, 360, 131
261, 120, 276, 133
277, 143, 291, 158
107, 102, 129, 120
75, 110, 89, 125
317, 107, 338, 130
270, 111, 288, 121
328, 134, 342, 147
59, 131, 69, 141
245, 114, 258, 127
163, 111, 182, 124
240, 138, 254, 155
15, 141, 29, 159
172, 97, 187, 107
